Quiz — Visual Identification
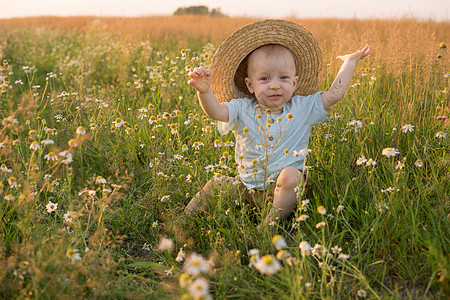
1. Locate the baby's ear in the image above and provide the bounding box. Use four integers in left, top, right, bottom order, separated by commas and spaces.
245, 77, 254, 93
293, 76, 299, 87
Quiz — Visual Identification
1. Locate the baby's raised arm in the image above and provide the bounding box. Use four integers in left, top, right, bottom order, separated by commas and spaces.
321, 44, 371, 109
188, 67, 229, 122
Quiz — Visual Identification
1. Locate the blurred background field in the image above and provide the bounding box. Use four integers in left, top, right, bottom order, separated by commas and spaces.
0, 16, 449, 299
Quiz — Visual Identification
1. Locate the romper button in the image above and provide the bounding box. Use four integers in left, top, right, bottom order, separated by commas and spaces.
269, 136, 274, 141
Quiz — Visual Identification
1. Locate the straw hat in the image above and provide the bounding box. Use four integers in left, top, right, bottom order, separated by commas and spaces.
210, 19, 323, 103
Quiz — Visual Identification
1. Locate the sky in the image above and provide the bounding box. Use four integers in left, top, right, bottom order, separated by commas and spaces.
1, 0, 449, 21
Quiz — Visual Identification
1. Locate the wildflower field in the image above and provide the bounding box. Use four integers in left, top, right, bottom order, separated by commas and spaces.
0, 16, 449, 299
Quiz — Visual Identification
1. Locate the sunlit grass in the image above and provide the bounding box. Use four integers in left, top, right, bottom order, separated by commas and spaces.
0, 16, 448, 299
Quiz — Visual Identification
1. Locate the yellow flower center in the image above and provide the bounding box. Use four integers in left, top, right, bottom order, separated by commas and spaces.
262, 255, 273, 265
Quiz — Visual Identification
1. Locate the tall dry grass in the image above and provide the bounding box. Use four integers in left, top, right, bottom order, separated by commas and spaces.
1, 15, 449, 52
1, 16, 448, 84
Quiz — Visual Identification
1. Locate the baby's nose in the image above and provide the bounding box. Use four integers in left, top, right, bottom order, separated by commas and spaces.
270, 80, 281, 89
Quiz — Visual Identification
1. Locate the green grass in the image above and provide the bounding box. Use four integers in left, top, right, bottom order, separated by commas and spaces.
0, 20, 448, 299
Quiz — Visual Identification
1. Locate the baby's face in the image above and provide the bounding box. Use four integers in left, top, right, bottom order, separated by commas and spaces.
245, 47, 298, 114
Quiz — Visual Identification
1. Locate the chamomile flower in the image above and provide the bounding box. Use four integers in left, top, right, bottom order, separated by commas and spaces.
95, 176, 107, 184
179, 273, 191, 288
188, 277, 210, 299
63, 211, 74, 223
68, 139, 78, 147
46, 201, 58, 213
316, 221, 327, 228
414, 159, 423, 167
277, 250, 291, 262
4, 194, 15, 201
59, 151, 73, 164
160, 195, 170, 202
1, 164, 11, 173
249, 248, 260, 258
176, 248, 186, 262
66, 248, 82, 263
8, 176, 18, 188
299, 241, 312, 257
331, 245, 342, 254
225, 140, 235, 147
336, 205, 345, 213
299, 148, 312, 157
401, 124, 414, 133
366, 158, 377, 166
317, 205, 327, 215
76, 126, 86, 135
266, 177, 275, 184
44, 152, 58, 161
41, 139, 55, 145
164, 267, 174, 277
381, 187, 399, 193
28, 130, 38, 138
338, 253, 351, 260
357, 289, 367, 298
356, 156, 367, 165
113, 118, 124, 128
30, 141, 40, 150
272, 235, 287, 250
382, 147, 400, 157
435, 131, 447, 138
347, 120, 363, 130
296, 214, 309, 222
300, 199, 310, 211
184, 253, 210, 276
377, 202, 390, 213
395, 161, 405, 170
311, 244, 323, 258
254, 254, 281, 275
222, 151, 231, 159
158, 237, 174, 252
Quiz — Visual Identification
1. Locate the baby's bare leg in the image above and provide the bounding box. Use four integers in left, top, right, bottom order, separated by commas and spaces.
185, 176, 239, 217
264, 166, 305, 224
185, 180, 212, 216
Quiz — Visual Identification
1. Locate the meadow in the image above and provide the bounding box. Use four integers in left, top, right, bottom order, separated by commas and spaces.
0, 15, 449, 299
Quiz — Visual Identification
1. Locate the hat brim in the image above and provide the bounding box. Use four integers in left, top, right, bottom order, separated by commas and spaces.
210, 19, 323, 103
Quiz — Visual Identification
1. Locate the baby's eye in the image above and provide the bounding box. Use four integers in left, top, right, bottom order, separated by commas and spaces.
260, 77, 269, 81
280, 76, 289, 80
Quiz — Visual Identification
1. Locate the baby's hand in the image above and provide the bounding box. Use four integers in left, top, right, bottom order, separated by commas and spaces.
188, 66, 212, 94
337, 44, 371, 63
